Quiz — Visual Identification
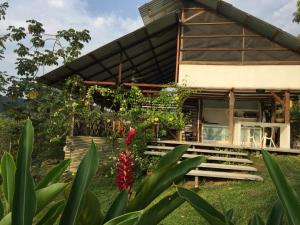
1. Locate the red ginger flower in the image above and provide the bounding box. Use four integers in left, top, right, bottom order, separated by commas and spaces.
116, 128, 136, 196
116, 151, 134, 195
126, 128, 136, 146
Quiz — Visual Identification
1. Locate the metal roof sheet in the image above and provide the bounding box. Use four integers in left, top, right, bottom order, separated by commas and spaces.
38, 13, 178, 87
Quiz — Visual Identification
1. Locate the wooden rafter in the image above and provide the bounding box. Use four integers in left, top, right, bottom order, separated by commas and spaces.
144, 29, 163, 75
85, 36, 176, 81
271, 91, 284, 105
89, 53, 116, 80
116, 41, 143, 79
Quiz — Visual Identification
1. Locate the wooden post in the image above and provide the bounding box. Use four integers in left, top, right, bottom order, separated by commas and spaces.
118, 52, 123, 85
197, 98, 203, 142
175, 11, 182, 83
271, 99, 276, 123
228, 90, 235, 144
284, 91, 290, 124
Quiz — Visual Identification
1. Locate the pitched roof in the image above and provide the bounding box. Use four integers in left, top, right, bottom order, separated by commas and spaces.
38, 0, 300, 87
140, 0, 300, 52
38, 13, 178, 87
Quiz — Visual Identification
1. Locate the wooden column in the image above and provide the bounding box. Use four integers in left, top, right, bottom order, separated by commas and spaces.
284, 91, 290, 123
228, 90, 235, 144
175, 11, 182, 83
197, 98, 203, 142
118, 52, 123, 85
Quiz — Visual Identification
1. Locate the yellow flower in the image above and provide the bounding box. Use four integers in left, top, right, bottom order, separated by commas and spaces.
154, 117, 159, 122
175, 96, 180, 101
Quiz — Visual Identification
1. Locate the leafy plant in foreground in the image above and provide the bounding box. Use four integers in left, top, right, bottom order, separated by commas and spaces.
0, 119, 204, 225
177, 150, 300, 225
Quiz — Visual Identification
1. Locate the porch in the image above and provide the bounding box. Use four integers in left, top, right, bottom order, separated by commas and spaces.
178, 89, 299, 151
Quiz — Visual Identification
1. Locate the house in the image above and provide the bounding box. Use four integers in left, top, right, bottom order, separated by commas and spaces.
39, 0, 300, 152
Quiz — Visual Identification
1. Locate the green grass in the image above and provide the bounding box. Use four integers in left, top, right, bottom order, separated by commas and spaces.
90, 154, 300, 225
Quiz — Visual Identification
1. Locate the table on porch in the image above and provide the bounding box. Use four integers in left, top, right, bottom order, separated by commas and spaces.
234, 122, 290, 149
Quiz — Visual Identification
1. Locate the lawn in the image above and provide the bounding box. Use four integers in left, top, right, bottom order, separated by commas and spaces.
90, 154, 300, 225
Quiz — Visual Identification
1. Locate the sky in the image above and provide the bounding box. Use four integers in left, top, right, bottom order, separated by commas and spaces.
0, 0, 300, 76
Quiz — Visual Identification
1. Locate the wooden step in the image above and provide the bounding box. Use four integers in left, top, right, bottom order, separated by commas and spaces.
198, 163, 257, 172
156, 140, 300, 154
187, 170, 263, 181
144, 151, 253, 164
147, 145, 248, 156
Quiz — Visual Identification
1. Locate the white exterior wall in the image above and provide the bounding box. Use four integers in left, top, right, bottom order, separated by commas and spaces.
178, 64, 300, 90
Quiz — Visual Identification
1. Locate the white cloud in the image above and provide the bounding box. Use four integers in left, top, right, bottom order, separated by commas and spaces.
227, 0, 300, 35
1, 0, 300, 77
0, 0, 143, 75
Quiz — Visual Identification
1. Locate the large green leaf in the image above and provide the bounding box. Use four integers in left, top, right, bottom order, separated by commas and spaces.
59, 141, 99, 225
136, 191, 185, 225
248, 214, 265, 225
1, 152, 16, 213
262, 151, 300, 225
0, 198, 4, 220
136, 145, 189, 195
266, 199, 284, 225
77, 190, 104, 225
36, 200, 65, 225
104, 211, 142, 225
128, 156, 204, 212
177, 187, 227, 225
36, 159, 70, 190
12, 119, 36, 225
0, 213, 11, 225
104, 191, 128, 223
36, 183, 67, 214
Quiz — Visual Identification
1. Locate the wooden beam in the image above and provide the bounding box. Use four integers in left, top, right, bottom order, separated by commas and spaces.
197, 98, 203, 142
144, 29, 163, 75
228, 90, 235, 144
175, 16, 181, 83
179, 60, 300, 65
83, 81, 116, 86
284, 91, 290, 123
181, 48, 288, 51
118, 52, 123, 85
123, 83, 174, 88
271, 91, 284, 105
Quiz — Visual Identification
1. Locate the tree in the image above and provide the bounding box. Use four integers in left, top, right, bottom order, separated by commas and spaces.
0, 1, 91, 159
294, 0, 300, 23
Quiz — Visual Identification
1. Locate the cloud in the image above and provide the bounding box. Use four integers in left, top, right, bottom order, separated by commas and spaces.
228, 0, 300, 35
0, 0, 143, 75
1, 0, 300, 77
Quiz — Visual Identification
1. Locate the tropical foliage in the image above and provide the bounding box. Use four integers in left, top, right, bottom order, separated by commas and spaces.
0, 119, 203, 225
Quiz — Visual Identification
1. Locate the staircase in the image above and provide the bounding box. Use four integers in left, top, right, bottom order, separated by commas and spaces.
145, 143, 264, 185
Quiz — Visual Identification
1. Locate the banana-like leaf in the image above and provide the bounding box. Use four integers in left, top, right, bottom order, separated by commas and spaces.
1, 152, 16, 213
36, 183, 67, 215
136, 191, 185, 225
128, 156, 204, 212
36, 200, 65, 225
0, 213, 11, 225
262, 151, 300, 225
177, 187, 227, 225
266, 199, 284, 225
0, 183, 67, 225
0, 198, 4, 220
104, 211, 142, 225
12, 119, 36, 225
104, 191, 128, 223
248, 214, 264, 225
77, 190, 104, 225
36, 159, 70, 190
136, 145, 189, 195
59, 141, 99, 225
